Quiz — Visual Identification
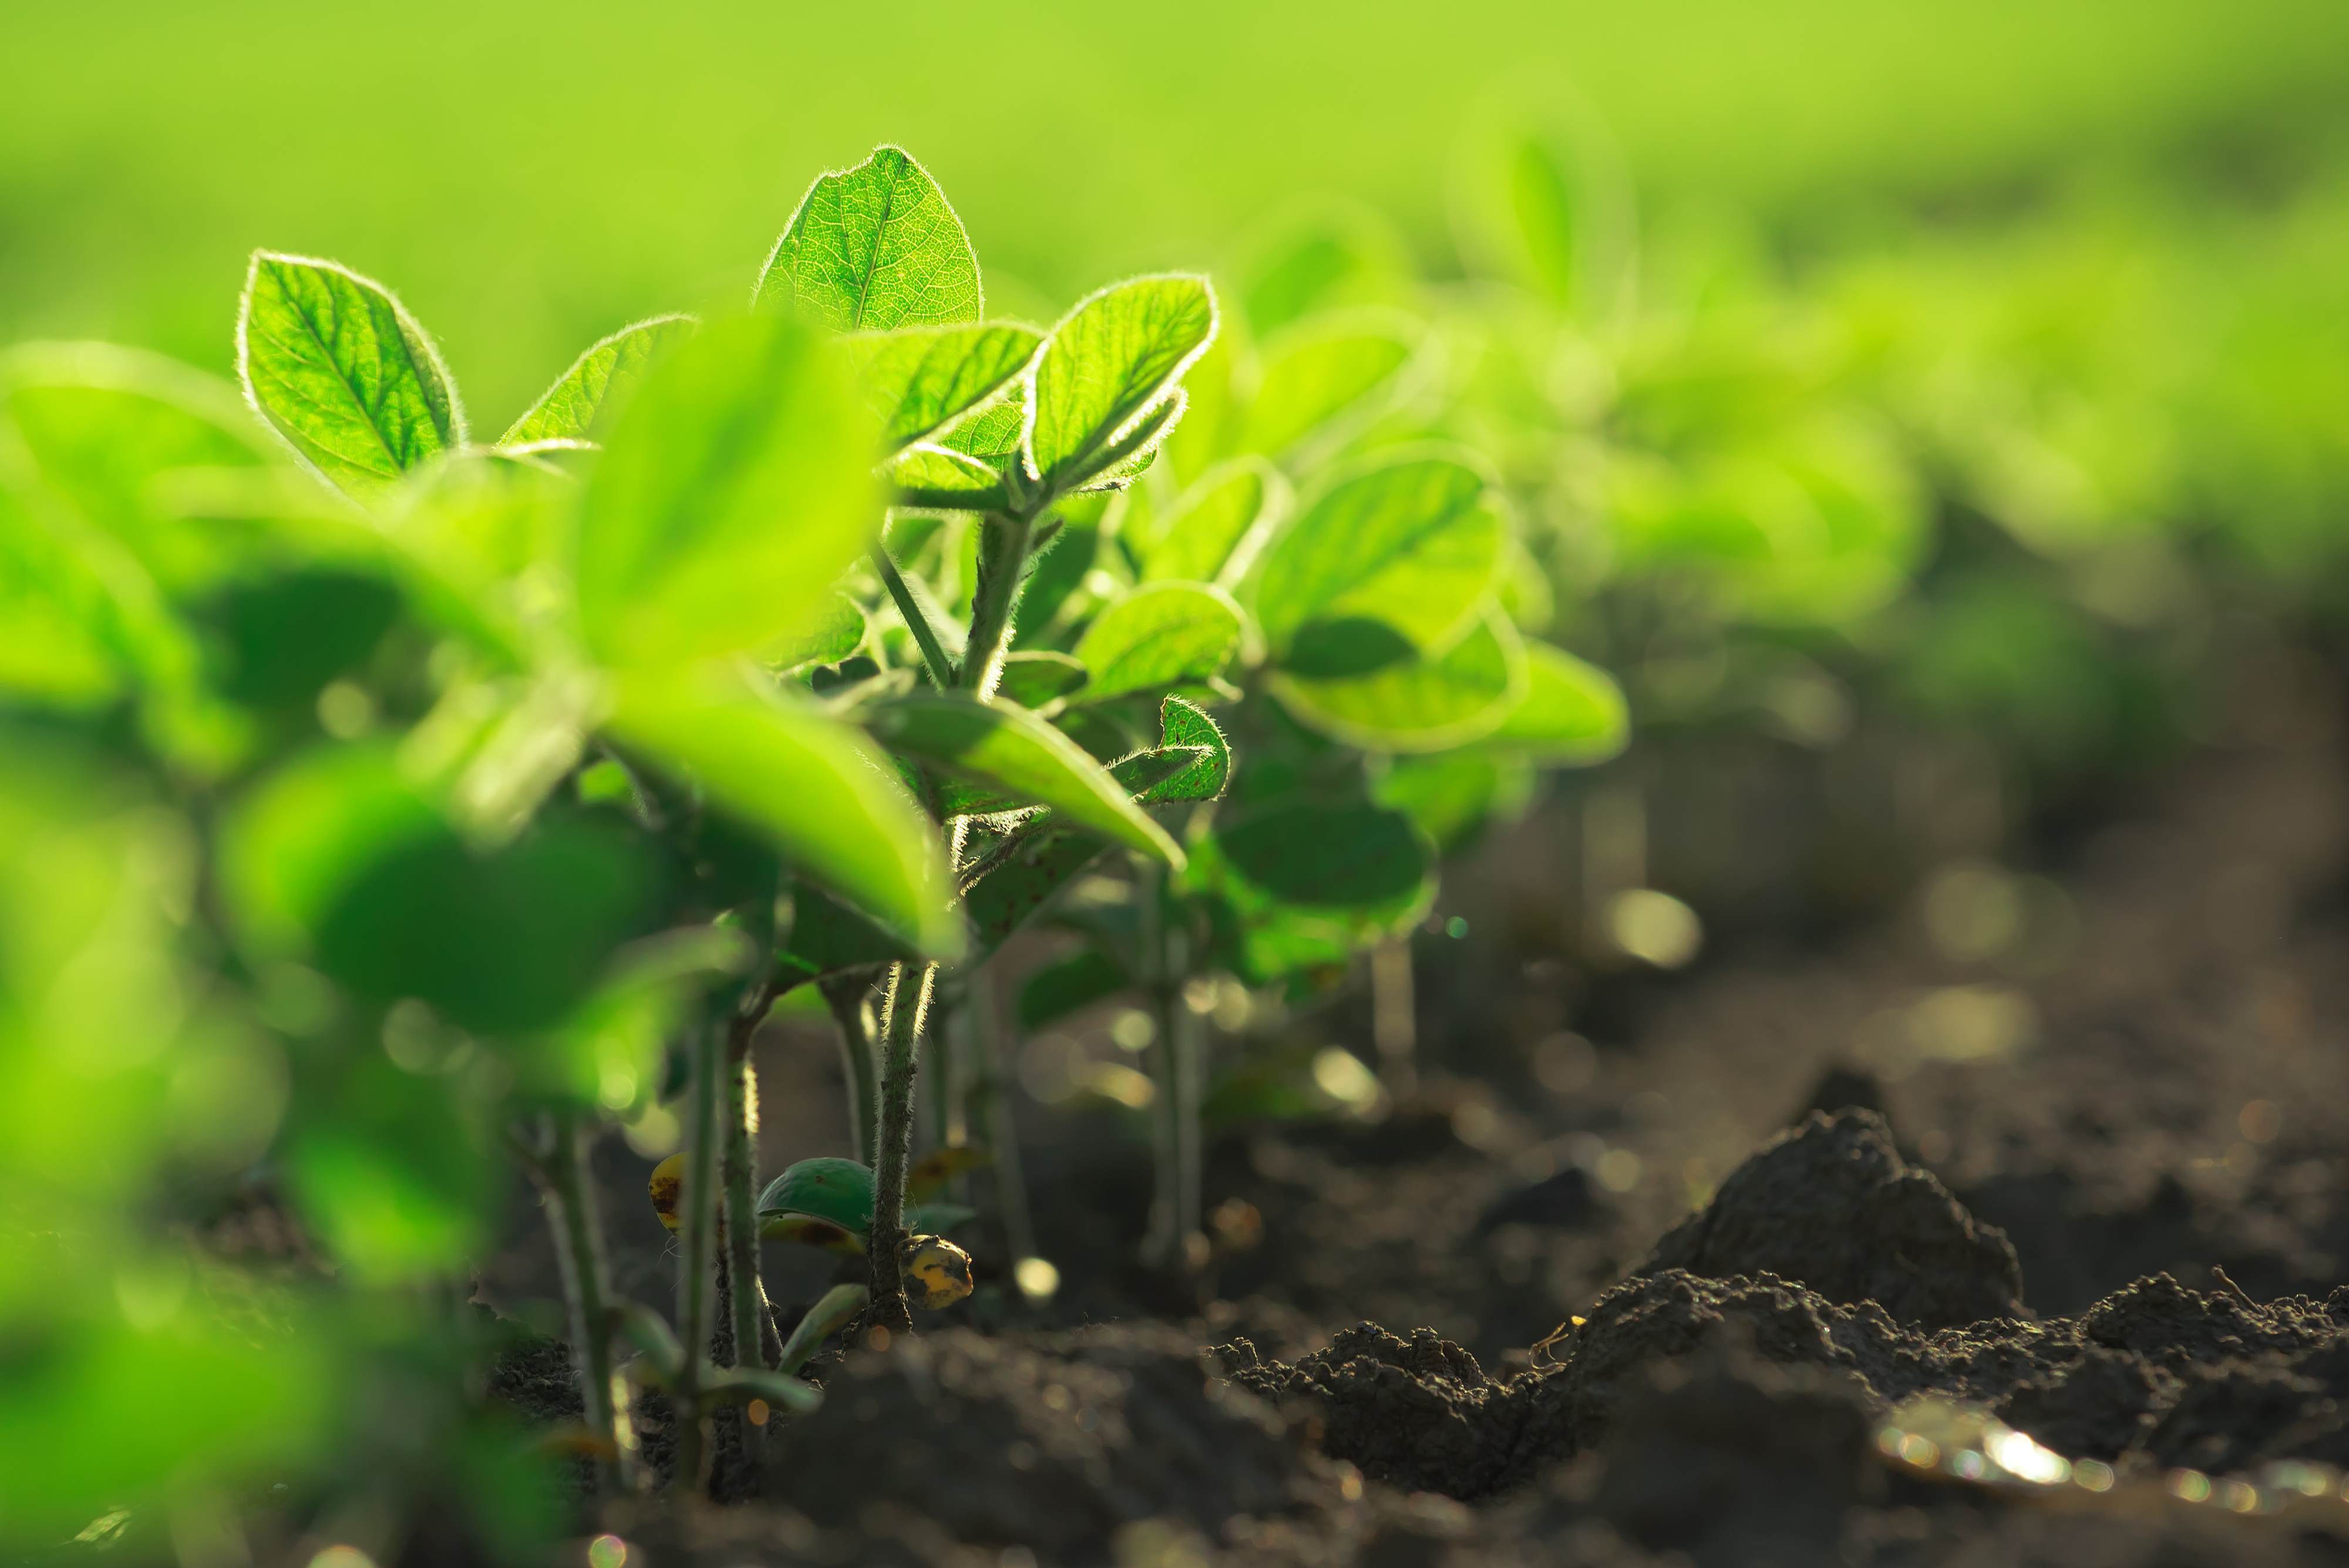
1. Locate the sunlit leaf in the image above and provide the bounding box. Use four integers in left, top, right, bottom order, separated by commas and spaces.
1132, 457, 1285, 586
1248, 454, 1507, 655
574, 312, 881, 669
755, 146, 981, 331
237, 252, 465, 497
1071, 581, 1246, 702
1273, 611, 1525, 753
1023, 275, 1217, 493
501, 313, 696, 445
848, 322, 1041, 453
609, 669, 963, 960
861, 690, 1183, 866
1238, 311, 1426, 457
1483, 642, 1627, 763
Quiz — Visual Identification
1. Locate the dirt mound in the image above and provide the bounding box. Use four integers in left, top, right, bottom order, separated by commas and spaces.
1217, 1269, 2348, 1505
1636, 1108, 2025, 1327
767, 1323, 1342, 1559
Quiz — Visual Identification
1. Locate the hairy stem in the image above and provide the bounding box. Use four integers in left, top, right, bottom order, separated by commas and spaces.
865, 507, 1041, 1338
820, 975, 880, 1164
525, 1113, 636, 1494
866, 961, 934, 1336
721, 1005, 781, 1377
670, 1015, 725, 1493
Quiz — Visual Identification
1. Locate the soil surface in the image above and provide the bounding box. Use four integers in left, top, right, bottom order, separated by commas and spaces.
476, 688, 2349, 1565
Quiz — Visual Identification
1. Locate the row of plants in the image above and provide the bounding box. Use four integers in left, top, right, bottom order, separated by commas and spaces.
6, 107, 2347, 1556
0, 139, 1628, 1551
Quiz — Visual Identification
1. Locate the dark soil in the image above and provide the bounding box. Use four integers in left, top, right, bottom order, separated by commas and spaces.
478, 696, 2349, 1565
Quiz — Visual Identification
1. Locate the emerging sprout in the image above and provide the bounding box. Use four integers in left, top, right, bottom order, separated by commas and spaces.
650, 1152, 974, 1307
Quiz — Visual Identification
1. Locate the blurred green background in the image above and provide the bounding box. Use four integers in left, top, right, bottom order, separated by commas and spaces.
7, 0, 2349, 421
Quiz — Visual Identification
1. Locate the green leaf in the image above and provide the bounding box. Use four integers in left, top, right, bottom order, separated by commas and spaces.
500, 313, 695, 446
849, 322, 1041, 454
1372, 751, 1534, 851
1023, 275, 1217, 494
1132, 458, 1285, 586
758, 1156, 874, 1234
861, 691, 1183, 867
755, 146, 981, 332
221, 742, 656, 1033
1236, 201, 1415, 335
779, 1284, 868, 1374
961, 828, 1112, 959
1189, 799, 1435, 980
608, 669, 963, 960
1273, 611, 1526, 753
1238, 311, 1425, 457
1484, 642, 1627, 763
1248, 455, 1507, 655
773, 879, 916, 988
699, 1366, 823, 1418
573, 312, 881, 669
1017, 948, 1129, 1031
774, 592, 866, 671
1071, 582, 1246, 702
1114, 696, 1231, 805
237, 251, 465, 498
995, 649, 1089, 706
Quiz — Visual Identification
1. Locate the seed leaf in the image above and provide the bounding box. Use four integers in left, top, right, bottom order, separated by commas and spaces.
608, 669, 963, 961
574, 312, 881, 669
755, 146, 981, 332
1072, 582, 1246, 702
849, 322, 1042, 454
1248, 454, 1506, 655
237, 252, 465, 498
500, 314, 696, 446
1024, 275, 1217, 493
862, 690, 1183, 867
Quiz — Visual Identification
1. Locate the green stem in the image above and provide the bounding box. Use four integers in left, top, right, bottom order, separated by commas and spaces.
866, 961, 934, 1335
524, 1113, 636, 1494
965, 967, 1038, 1270
820, 975, 880, 1164
923, 981, 958, 1157
865, 506, 1042, 1338
961, 512, 1035, 699
721, 1005, 779, 1377
870, 541, 958, 688
670, 1015, 725, 1493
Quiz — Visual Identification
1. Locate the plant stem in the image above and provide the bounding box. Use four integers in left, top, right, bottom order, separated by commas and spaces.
1370, 937, 1418, 1096
866, 508, 1041, 1338
721, 1004, 781, 1375
820, 975, 880, 1163
670, 1014, 725, 1494
870, 541, 958, 688
965, 966, 1039, 1271
866, 960, 934, 1336
962, 512, 1035, 699
1140, 865, 1182, 1270
523, 1112, 636, 1494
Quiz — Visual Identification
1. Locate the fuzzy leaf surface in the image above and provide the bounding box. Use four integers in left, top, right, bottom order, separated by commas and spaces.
849, 322, 1041, 453
237, 253, 463, 498
755, 146, 980, 331
1024, 276, 1217, 493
